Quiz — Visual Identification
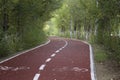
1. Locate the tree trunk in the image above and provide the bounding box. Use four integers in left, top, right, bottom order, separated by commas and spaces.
3, 0, 9, 32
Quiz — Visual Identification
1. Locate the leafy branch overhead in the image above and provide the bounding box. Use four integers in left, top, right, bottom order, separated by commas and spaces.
49, 0, 120, 62
0, 0, 62, 57
0, 0, 120, 62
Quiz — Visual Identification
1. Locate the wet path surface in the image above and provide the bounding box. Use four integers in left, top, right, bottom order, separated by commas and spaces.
0, 37, 94, 80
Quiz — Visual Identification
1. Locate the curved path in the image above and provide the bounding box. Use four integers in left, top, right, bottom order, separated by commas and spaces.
0, 37, 96, 80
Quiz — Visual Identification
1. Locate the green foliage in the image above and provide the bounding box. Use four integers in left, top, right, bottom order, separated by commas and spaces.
0, 34, 22, 57
95, 0, 120, 62
95, 50, 108, 63
50, 0, 120, 62
22, 24, 46, 49
0, 40, 9, 57
0, 0, 62, 58
0, 0, 120, 63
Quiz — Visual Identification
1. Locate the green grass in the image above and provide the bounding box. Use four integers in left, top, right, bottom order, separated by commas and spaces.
93, 44, 108, 63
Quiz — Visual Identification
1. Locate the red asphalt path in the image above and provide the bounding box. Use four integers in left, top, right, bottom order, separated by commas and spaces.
0, 37, 96, 80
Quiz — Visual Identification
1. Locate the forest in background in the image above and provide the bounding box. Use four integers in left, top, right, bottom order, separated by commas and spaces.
46, 0, 120, 62
0, 0, 62, 57
0, 0, 120, 63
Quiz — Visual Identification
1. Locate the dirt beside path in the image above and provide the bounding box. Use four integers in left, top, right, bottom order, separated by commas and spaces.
95, 60, 120, 80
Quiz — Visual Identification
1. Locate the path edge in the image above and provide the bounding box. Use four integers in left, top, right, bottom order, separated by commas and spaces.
0, 40, 51, 64
71, 38, 97, 80
89, 44, 97, 80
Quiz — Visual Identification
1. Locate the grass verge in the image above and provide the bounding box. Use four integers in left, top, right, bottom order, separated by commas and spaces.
93, 44, 108, 63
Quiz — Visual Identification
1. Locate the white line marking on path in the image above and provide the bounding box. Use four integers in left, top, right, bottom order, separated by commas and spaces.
62, 47, 65, 49
33, 74, 40, 80
46, 58, 52, 63
55, 50, 60, 53
89, 44, 97, 80
71, 39, 97, 80
0, 40, 51, 64
59, 48, 63, 51
33, 39, 68, 80
39, 64, 46, 70
51, 54, 56, 57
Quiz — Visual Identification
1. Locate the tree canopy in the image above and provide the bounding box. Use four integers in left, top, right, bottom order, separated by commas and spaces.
0, 0, 62, 57
47, 0, 120, 62
0, 0, 120, 62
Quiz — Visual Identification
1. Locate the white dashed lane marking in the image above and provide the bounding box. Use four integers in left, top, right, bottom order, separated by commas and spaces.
59, 48, 63, 51
45, 58, 52, 63
55, 50, 60, 53
33, 39, 68, 80
39, 64, 46, 70
33, 74, 40, 80
51, 54, 56, 57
